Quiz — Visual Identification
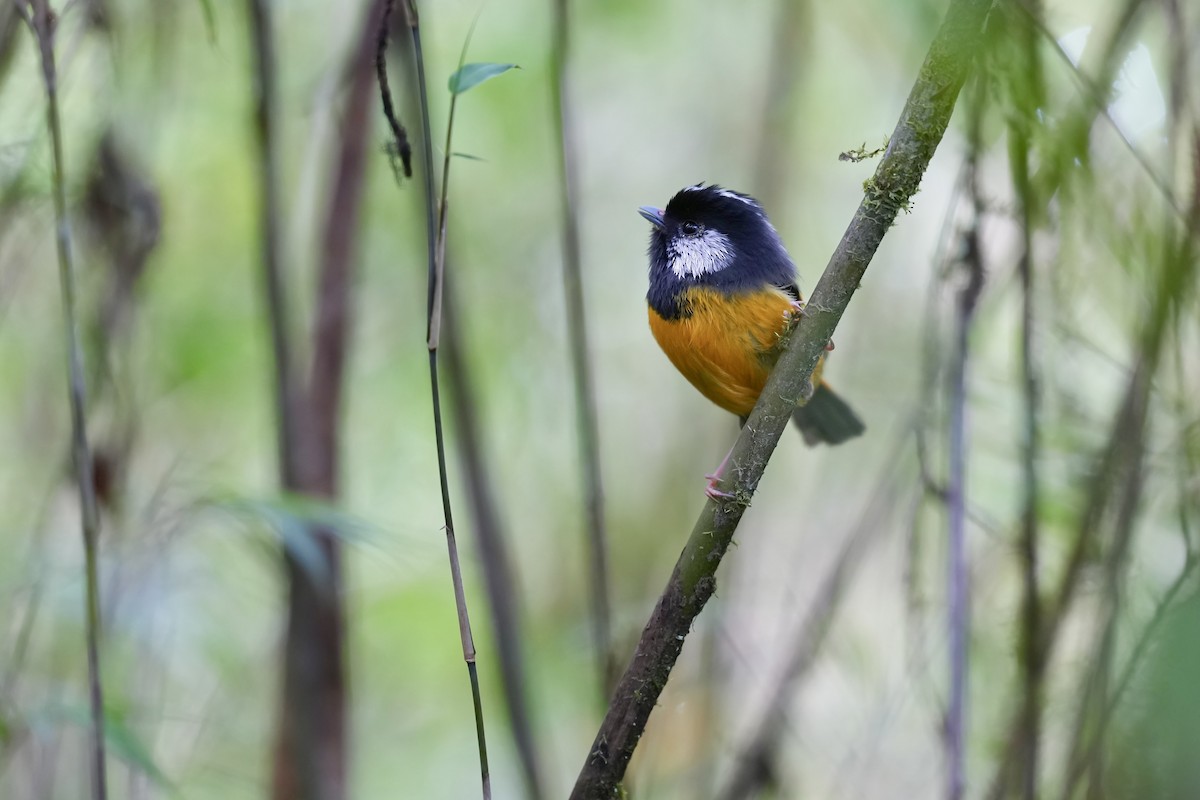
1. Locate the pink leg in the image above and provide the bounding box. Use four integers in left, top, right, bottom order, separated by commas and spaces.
704, 443, 736, 499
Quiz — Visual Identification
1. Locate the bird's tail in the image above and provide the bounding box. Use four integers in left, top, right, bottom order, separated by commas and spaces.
792, 383, 865, 446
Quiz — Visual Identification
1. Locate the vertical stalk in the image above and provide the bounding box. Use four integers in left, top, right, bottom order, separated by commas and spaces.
946, 78, 986, 800
396, 1, 491, 794
25, 2, 109, 797
246, 0, 301, 486
549, 0, 613, 699
751, 0, 811, 214
1009, 7, 1044, 794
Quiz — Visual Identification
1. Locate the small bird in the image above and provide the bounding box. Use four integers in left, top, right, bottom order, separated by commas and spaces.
639, 184, 864, 497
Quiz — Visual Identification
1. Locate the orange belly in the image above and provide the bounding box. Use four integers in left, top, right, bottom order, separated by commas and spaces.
648, 286, 823, 417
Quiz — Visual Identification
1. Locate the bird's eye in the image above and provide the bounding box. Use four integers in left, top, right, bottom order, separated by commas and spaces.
681, 221, 701, 236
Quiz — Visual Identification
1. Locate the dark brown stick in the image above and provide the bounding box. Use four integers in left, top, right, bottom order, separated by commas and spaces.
308, 0, 385, 495
260, 2, 383, 798
374, 0, 412, 180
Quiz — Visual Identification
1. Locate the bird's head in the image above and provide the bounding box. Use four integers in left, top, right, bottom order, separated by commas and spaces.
639, 184, 795, 316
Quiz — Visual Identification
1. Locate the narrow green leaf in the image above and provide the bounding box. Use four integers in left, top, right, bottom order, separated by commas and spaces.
104, 714, 172, 789
210, 493, 376, 589
448, 63, 518, 95
452, 152, 487, 162
34, 704, 172, 788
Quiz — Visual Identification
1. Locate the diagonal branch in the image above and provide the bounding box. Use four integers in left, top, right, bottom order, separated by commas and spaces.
568, 0, 994, 796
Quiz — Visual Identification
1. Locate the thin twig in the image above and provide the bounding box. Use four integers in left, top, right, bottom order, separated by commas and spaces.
983, 114, 1200, 800
1006, 4, 1045, 795
1019, 0, 1158, 212
417, 14, 544, 796
945, 77, 986, 800
246, 0, 302, 487
25, 1, 108, 797
1018, 1, 1186, 220
981, 3, 1155, 792
374, 0, 412, 180
569, 1, 993, 795
1058, 145, 1200, 796
422, 3, 493, 793
1104, 548, 1198, 727
380, 1, 491, 795
1041, 165, 1197, 681
719, 430, 914, 800
549, 0, 614, 701
0, 4, 25, 95
906, 157, 971, 718
752, 0, 811, 214
1059, 439, 1146, 800
442, 280, 545, 800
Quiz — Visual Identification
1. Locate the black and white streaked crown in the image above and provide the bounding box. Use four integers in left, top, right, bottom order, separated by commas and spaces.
645, 184, 797, 318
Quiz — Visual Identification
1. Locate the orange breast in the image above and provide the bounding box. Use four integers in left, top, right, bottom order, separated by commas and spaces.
649, 285, 816, 418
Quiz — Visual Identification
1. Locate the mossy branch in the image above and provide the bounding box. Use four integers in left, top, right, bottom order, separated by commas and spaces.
568, 0, 994, 796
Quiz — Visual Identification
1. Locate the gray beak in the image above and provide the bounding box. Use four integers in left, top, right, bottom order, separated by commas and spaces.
638, 205, 665, 228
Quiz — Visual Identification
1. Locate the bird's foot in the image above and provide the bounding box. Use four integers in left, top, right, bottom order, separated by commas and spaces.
784, 299, 806, 324
785, 301, 835, 350
705, 445, 736, 499
705, 477, 735, 500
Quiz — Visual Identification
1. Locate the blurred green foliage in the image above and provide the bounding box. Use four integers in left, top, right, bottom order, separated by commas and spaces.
0, 0, 1196, 798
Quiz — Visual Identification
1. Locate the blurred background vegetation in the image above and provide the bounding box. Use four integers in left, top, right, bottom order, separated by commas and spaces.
0, 0, 1196, 798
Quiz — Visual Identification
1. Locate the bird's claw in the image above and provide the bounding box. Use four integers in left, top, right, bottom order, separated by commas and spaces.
785, 302, 836, 351
705, 480, 735, 500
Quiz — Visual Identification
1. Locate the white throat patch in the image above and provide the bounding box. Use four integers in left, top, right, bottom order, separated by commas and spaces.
668, 228, 735, 279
